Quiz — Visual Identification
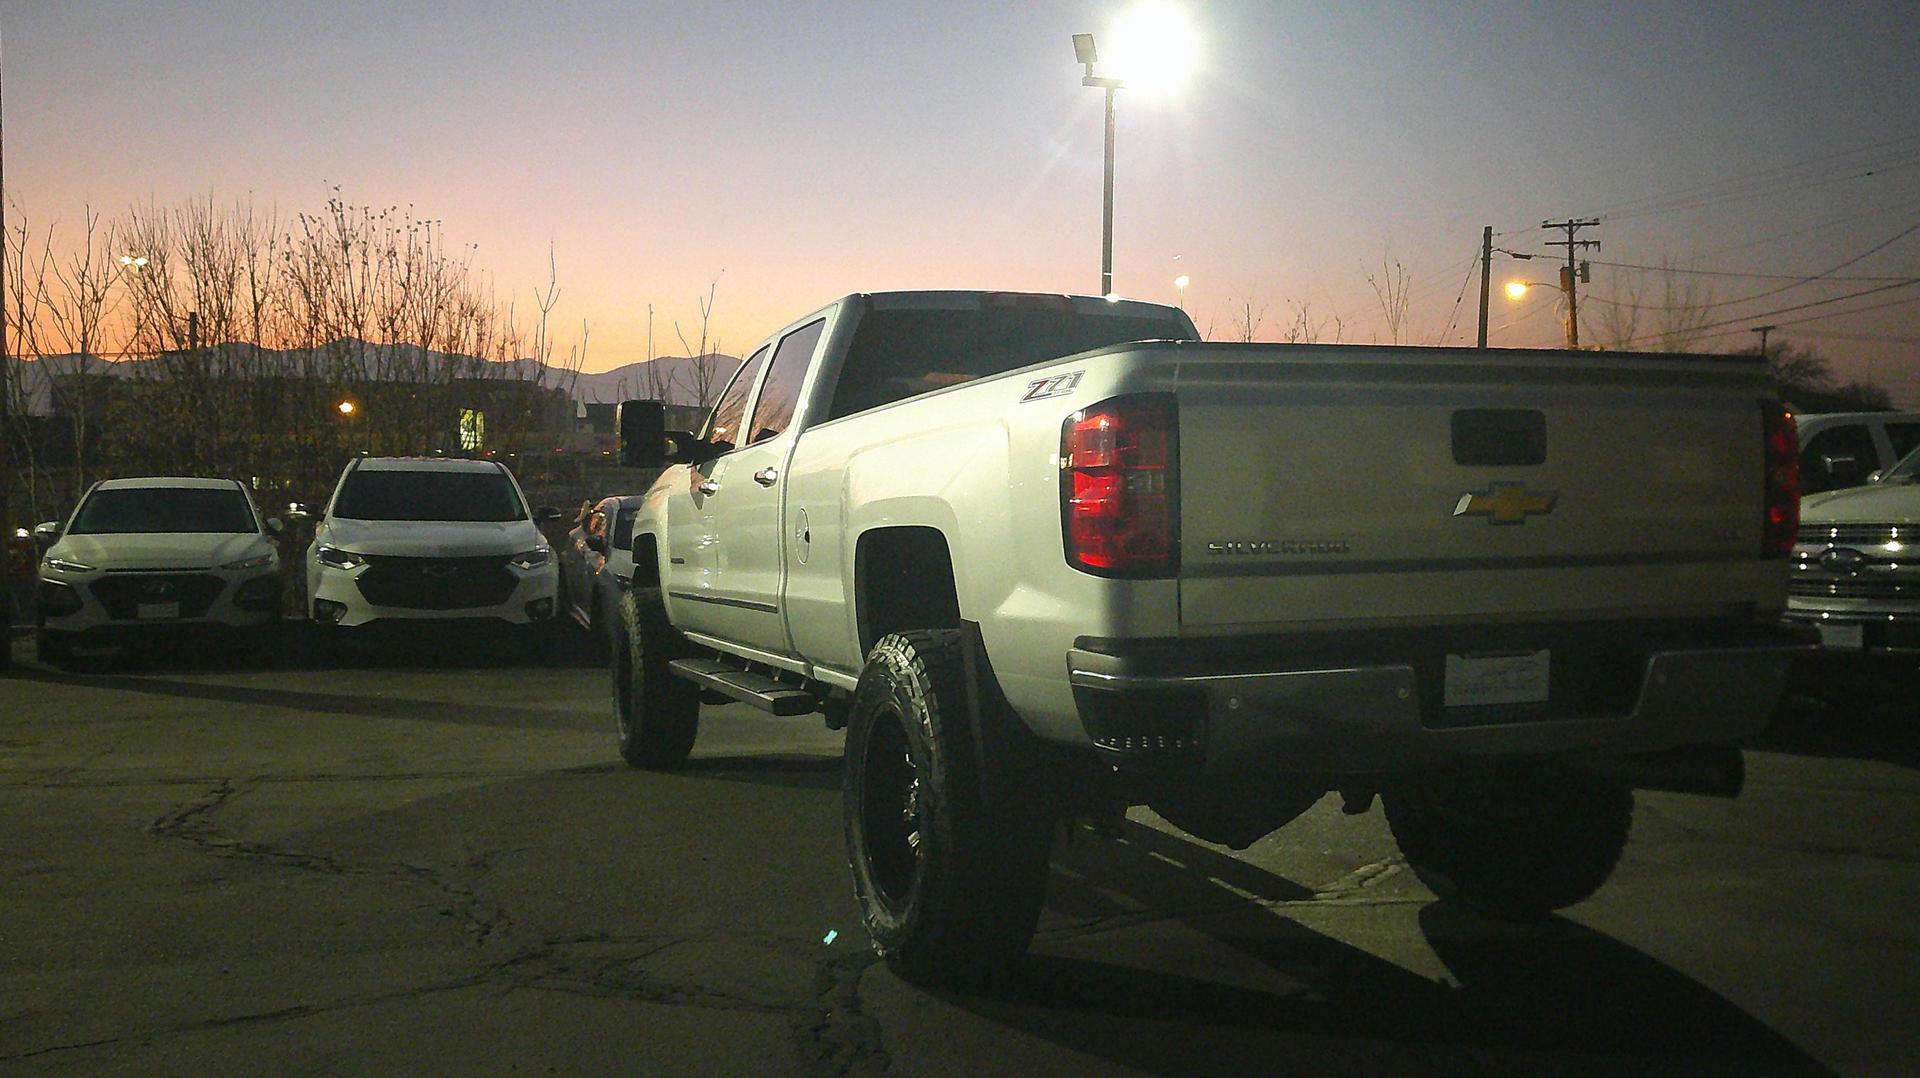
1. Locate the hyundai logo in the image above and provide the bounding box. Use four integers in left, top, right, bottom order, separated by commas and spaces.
141, 581, 175, 597
1817, 547, 1868, 576
420, 563, 458, 579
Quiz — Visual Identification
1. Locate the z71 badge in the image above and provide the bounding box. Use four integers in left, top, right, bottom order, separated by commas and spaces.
1021, 371, 1083, 402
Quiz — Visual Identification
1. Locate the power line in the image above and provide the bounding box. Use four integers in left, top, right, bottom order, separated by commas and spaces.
1583, 219, 1920, 312
1615, 278, 1920, 348
1587, 260, 1915, 282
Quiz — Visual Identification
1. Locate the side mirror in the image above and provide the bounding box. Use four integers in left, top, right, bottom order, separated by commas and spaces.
533, 506, 564, 524
286, 501, 321, 522
33, 521, 61, 541
585, 534, 607, 554
619, 399, 669, 468
265, 517, 285, 535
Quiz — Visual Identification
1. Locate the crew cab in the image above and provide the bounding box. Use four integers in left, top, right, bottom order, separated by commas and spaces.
608, 289, 1809, 986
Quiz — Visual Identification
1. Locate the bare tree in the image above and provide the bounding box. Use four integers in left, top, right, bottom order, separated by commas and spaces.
1582, 261, 1718, 353
1365, 251, 1411, 345
674, 278, 729, 410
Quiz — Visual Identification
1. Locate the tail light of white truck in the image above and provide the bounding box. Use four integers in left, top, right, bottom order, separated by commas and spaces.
1762, 403, 1799, 558
1060, 394, 1179, 578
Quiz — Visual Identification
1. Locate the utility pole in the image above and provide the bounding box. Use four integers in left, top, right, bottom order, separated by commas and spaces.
1542, 218, 1599, 349
1476, 226, 1492, 349
188, 311, 198, 354
1752, 324, 1777, 361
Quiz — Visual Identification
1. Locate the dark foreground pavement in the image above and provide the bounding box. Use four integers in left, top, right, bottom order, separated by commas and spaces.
1, 634, 1915, 1076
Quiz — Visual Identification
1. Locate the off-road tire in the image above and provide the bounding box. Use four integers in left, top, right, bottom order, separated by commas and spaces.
843, 631, 1054, 988
1383, 760, 1633, 919
611, 587, 700, 768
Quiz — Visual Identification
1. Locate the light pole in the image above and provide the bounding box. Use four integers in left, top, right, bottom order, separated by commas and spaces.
1501, 278, 1579, 349
1074, 10, 1198, 300
1074, 33, 1122, 297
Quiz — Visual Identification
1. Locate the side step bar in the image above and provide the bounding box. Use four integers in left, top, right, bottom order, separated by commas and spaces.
668, 657, 819, 716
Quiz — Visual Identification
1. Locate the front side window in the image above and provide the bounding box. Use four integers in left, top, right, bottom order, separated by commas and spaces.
332, 470, 527, 522
69, 487, 257, 535
748, 319, 826, 445
1884, 422, 1920, 462
705, 346, 769, 456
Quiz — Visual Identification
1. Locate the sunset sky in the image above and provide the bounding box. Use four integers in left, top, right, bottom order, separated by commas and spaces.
6, 2, 1919, 402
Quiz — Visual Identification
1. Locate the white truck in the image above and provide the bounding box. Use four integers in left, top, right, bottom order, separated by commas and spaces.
611, 290, 1809, 986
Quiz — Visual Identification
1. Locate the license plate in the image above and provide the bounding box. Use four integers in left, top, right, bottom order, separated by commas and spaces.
1817, 622, 1864, 650
1444, 650, 1550, 707
136, 602, 181, 620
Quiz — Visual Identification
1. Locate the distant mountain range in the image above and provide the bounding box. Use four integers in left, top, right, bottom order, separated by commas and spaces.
3, 344, 741, 416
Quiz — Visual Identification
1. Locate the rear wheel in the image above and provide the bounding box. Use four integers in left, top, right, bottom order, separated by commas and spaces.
1383, 760, 1633, 918
844, 631, 1054, 988
611, 588, 700, 768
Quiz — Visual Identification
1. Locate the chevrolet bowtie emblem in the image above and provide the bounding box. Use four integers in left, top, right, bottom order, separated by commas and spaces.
1453, 482, 1558, 525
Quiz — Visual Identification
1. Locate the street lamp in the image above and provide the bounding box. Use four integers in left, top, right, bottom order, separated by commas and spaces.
1075, 6, 1197, 299
1174, 274, 1190, 309
336, 400, 357, 417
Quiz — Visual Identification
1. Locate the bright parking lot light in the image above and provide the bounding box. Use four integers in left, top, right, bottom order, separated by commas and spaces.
1106, 3, 1198, 95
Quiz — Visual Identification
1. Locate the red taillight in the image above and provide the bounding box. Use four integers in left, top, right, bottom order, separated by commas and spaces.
1762, 402, 1799, 558
1061, 394, 1178, 577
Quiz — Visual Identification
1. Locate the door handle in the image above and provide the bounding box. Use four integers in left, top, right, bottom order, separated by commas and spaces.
753, 467, 780, 487
697, 480, 720, 496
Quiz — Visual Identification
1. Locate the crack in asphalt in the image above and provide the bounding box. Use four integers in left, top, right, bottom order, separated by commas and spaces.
129, 782, 894, 1073
146, 779, 518, 948
798, 951, 888, 1078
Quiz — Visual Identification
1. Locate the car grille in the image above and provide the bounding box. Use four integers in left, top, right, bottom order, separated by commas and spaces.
354, 554, 516, 610
89, 572, 225, 619
1789, 578, 1914, 600
1797, 523, 1905, 546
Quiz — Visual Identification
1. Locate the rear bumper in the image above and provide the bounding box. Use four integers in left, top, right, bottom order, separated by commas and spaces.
1067, 621, 1815, 775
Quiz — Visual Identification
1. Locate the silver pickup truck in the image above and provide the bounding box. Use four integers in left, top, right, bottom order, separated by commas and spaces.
611, 289, 1809, 986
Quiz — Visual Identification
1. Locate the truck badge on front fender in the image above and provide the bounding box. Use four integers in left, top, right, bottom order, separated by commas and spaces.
1453, 482, 1558, 525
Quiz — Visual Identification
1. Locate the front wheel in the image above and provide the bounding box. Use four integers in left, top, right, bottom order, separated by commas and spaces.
611, 588, 700, 768
1383, 760, 1633, 918
843, 631, 1053, 988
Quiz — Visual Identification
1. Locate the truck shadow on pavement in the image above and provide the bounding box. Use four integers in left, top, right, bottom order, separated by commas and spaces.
946, 820, 1825, 1075
2, 664, 578, 730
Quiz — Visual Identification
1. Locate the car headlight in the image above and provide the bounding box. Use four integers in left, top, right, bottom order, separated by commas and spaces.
508, 547, 553, 570
42, 556, 96, 574
316, 545, 366, 570
223, 553, 276, 571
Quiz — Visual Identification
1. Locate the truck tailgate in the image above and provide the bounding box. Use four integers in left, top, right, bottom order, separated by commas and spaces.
1174, 346, 1771, 631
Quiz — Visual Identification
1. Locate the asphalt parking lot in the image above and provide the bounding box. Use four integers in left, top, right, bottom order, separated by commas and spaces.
2, 633, 1916, 1076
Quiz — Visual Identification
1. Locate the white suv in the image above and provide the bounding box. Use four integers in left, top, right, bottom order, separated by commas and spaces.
35, 477, 282, 662
304, 457, 561, 634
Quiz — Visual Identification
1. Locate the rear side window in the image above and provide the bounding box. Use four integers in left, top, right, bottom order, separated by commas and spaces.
748, 319, 826, 444
1800, 425, 1878, 493
826, 308, 1192, 421
706, 347, 768, 455
613, 508, 638, 551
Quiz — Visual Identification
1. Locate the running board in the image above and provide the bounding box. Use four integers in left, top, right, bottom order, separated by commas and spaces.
668, 658, 819, 716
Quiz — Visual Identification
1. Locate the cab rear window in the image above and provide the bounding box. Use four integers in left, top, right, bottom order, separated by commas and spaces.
826, 309, 1191, 421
